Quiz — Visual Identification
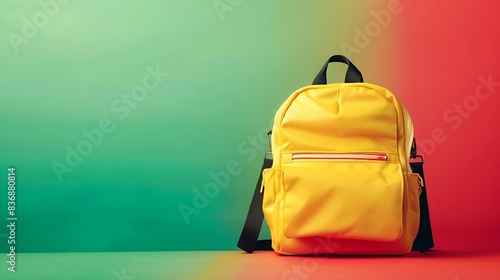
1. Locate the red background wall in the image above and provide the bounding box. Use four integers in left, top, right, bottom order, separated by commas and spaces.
398, 1, 500, 251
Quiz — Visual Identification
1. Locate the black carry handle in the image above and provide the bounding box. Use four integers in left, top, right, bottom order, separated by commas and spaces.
410, 138, 434, 252
312, 55, 364, 85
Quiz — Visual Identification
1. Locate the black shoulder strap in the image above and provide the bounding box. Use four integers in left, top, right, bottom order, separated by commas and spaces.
237, 157, 273, 253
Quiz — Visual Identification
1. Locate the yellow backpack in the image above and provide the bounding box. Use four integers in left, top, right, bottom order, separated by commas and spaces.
238, 55, 433, 255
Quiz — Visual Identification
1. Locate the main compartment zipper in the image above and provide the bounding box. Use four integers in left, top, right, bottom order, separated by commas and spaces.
292, 153, 388, 161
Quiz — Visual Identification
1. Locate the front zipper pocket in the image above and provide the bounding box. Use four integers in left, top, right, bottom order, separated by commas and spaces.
282, 152, 403, 242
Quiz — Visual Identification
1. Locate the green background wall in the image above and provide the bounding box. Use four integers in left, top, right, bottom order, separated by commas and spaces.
0, 0, 403, 253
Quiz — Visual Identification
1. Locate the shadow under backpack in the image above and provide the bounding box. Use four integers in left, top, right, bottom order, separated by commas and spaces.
237, 55, 434, 255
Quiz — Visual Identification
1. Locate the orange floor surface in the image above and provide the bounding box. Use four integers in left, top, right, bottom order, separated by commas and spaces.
2, 250, 499, 279
193, 251, 500, 280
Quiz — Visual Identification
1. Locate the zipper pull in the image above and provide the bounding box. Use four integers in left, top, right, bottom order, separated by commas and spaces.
417, 174, 425, 187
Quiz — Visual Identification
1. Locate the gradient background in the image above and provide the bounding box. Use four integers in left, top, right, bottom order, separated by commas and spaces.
0, 0, 499, 259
